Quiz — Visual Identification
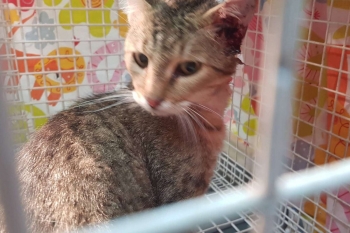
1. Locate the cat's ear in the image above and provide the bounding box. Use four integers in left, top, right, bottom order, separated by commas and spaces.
120, 0, 158, 19
201, 0, 257, 55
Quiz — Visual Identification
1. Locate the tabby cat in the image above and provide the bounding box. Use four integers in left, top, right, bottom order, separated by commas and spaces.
0, 0, 256, 232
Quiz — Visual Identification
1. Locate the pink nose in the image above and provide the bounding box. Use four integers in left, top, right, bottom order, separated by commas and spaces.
146, 98, 162, 109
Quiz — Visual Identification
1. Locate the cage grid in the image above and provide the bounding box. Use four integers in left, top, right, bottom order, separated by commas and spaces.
1, 0, 350, 232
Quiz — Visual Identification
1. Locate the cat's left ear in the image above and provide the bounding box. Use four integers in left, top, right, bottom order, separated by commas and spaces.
120, 0, 158, 20
201, 0, 257, 55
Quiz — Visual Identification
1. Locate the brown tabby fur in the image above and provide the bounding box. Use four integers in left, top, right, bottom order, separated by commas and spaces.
0, 0, 256, 232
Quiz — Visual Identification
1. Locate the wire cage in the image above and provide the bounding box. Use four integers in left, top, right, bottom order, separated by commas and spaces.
1, 0, 350, 233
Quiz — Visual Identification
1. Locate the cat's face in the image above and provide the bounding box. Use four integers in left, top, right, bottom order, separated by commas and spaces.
123, 0, 256, 116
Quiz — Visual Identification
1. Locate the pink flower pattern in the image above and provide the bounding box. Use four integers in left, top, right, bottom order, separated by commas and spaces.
300, 98, 317, 124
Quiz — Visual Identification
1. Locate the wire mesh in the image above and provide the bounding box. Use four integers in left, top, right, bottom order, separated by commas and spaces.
281, 0, 350, 231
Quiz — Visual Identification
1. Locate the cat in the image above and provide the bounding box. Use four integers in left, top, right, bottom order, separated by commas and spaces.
0, 0, 256, 232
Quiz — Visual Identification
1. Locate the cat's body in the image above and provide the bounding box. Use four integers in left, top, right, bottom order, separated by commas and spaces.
15, 91, 225, 232
0, 0, 256, 232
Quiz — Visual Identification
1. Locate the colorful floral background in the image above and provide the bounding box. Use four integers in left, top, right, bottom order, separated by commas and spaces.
288, 0, 350, 232
0, 0, 129, 143
1, 0, 350, 232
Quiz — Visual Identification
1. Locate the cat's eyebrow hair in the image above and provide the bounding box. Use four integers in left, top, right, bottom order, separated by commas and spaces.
151, 20, 161, 46
179, 41, 186, 57
211, 66, 234, 76
142, 38, 149, 54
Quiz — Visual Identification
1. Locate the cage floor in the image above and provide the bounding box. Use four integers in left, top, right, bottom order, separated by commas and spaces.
198, 153, 257, 233
198, 189, 256, 233
206, 154, 328, 233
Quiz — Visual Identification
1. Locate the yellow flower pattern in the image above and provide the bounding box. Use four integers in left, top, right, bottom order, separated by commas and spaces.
58, 0, 115, 38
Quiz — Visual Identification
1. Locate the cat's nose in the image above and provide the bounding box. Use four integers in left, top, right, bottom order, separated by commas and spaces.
146, 98, 162, 109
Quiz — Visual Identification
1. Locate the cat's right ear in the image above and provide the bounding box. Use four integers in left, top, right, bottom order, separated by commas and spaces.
200, 0, 257, 55
120, 0, 158, 21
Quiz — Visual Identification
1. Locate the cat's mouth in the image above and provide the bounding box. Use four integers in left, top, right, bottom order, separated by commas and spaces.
132, 91, 189, 116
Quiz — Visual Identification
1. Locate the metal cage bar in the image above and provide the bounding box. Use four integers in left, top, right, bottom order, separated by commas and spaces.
253, 0, 303, 232
0, 78, 27, 232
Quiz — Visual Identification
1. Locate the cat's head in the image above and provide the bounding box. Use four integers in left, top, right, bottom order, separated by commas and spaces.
122, 0, 256, 117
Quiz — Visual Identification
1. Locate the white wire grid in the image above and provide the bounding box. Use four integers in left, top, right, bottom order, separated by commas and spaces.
1, 0, 350, 232
0, 0, 130, 148
286, 0, 350, 232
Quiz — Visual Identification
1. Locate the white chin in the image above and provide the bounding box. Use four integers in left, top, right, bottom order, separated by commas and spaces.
132, 91, 189, 116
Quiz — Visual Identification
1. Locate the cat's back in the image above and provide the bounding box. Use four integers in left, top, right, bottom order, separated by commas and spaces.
16, 92, 159, 232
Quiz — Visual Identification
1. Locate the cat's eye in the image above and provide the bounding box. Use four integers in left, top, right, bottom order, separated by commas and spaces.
133, 53, 149, 68
176, 61, 201, 77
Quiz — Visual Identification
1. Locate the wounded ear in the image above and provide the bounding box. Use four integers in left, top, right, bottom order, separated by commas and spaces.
120, 0, 158, 20
202, 0, 257, 55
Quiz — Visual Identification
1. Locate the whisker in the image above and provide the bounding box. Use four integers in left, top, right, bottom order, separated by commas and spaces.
184, 108, 205, 132
187, 108, 215, 146
181, 109, 198, 143
74, 93, 133, 108
188, 107, 216, 130
176, 115, 190, 141
185, 108, 214, 146
75, 97, 130, 108
83, 98, 134, 113
189, 103, 223, 120
111, 9, 129, 23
